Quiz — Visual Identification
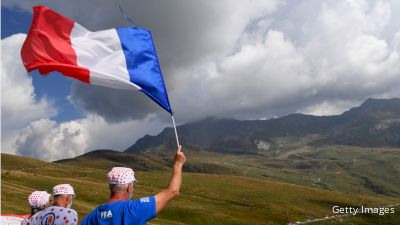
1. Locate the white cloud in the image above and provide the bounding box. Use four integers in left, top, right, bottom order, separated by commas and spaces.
297, 100, 361, 116
15, 118, 87, 161
170, 29, 313, 120
15, 114, 166, 161
1, 34, 57, 154
169, 0, 400, 120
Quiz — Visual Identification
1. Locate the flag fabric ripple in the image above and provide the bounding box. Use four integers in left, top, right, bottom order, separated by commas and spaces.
21, 5, 172, 113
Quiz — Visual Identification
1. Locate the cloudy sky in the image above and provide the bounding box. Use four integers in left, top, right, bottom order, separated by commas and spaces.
1, 0, 400, 161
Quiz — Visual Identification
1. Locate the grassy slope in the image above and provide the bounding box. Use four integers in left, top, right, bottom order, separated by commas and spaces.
61, 144, 400, 196
2, 154, 399, 225
163, 144, 400, 196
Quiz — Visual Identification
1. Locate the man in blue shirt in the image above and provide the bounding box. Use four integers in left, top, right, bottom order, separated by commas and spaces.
81, 145, 186, 225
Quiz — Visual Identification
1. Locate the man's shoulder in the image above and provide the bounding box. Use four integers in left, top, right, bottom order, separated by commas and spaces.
132, 196, 154, 203
41, 206, 78, 221
132, 196, 155, 205
46, 206, 77, 213
29, 210, 45, 223
138, 196, 151, 202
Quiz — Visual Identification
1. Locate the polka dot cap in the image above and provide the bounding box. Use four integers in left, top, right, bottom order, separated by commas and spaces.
53, 184, 75, 197
107, 167, 136, 184
28, 191, 51, 208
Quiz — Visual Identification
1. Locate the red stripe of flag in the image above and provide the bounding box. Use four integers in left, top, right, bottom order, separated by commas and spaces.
21, 6, 90, 83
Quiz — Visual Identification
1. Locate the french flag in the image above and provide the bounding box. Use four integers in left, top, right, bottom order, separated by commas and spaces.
21, 6, 172, 113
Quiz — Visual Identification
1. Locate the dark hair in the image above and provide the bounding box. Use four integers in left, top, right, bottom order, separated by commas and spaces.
30, 207, 44, 217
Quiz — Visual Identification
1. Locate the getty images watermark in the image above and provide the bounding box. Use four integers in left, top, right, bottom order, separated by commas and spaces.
332, 205, 396, 216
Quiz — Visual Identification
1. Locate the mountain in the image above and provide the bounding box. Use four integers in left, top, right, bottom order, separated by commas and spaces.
314, 98, 400, 146
126, 98, 400, 153
56, 98, 400, 197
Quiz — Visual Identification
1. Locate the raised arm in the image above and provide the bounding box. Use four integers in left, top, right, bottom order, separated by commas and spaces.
155, 145, 186, 213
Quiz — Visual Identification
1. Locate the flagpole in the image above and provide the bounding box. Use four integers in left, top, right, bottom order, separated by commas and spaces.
171, 114, 180, 147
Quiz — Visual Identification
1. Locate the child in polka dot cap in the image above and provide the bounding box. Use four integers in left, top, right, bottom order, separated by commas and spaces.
21, 190, 51, 225
21, 184, 78, 225
28, 191, 51, 215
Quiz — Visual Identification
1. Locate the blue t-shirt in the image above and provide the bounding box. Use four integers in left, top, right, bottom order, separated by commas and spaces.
81, 196, 156, 225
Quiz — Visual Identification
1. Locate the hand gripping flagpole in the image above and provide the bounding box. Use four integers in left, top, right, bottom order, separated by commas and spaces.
171, 114, 180, 147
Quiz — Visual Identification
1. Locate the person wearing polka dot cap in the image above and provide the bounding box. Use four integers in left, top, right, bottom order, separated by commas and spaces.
28, 191, 51, 215
81, 145, 187, 225
21, 191, 51, 225
21, 184, 78, 225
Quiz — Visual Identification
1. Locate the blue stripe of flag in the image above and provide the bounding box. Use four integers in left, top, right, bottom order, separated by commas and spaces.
116, 27, 172, 113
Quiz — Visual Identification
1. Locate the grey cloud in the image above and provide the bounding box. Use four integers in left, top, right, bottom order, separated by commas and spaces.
4, 0, 400, 125
3, 0, 278, 71
69, 82, 161, 122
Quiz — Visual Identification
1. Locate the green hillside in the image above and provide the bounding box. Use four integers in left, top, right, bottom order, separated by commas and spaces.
2, 154, 399, 224
58, 143, 400, 196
